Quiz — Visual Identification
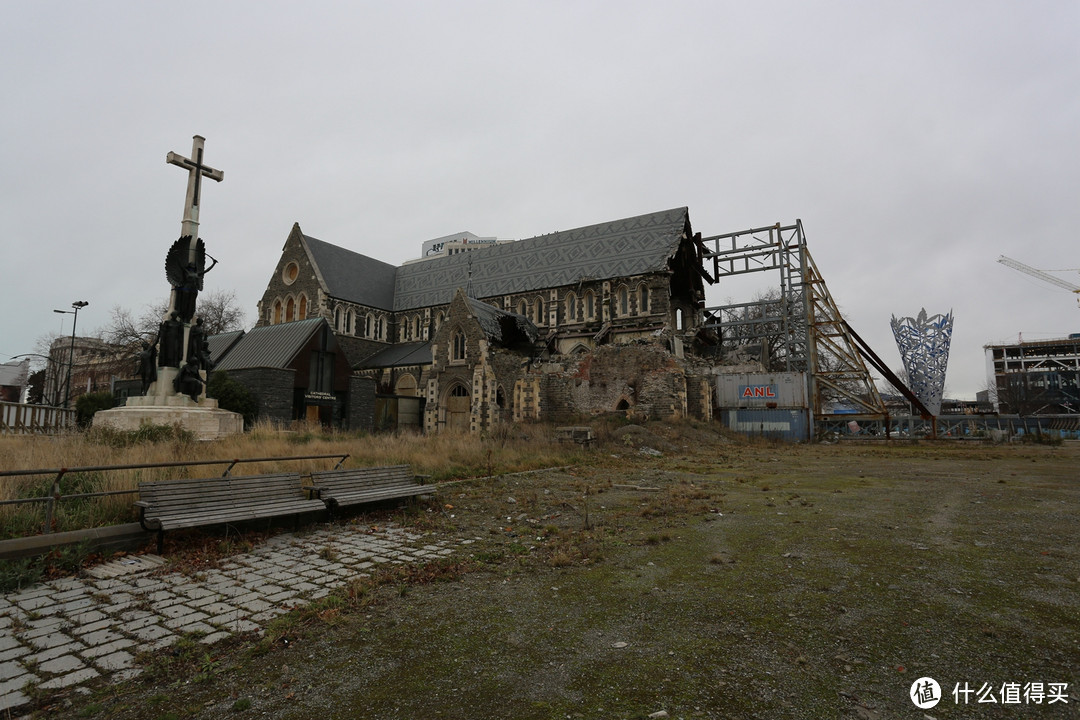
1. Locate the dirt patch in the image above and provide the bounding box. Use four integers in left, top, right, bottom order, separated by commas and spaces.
37, 438, 1080, 719
608, 423, 678, 455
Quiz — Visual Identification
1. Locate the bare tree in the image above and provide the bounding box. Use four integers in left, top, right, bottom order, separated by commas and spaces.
100, 302, 166, 348
196, 289, 246, 335
98, 290, 245, 347
713, 288, 792, 371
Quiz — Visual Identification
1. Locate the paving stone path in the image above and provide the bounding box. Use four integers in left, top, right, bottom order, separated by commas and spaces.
0, 524, 468, 712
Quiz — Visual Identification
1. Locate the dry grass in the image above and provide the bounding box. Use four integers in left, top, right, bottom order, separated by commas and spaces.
0, 419, 587, 538
66, 436, 1080, 720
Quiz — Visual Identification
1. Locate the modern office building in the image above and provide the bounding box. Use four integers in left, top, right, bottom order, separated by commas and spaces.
984, 334, 1080, 414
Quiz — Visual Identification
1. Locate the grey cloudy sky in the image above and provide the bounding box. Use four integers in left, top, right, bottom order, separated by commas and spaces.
3, 1, 1078, 399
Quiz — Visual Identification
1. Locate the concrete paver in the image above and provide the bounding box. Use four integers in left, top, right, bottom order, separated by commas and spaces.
91, 650, 135, 672
37, 654, 87, 675
0, 523, 464, 712
37, 667, 99, 690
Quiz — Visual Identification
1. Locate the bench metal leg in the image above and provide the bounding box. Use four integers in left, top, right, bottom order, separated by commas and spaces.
157, 529, 164, 555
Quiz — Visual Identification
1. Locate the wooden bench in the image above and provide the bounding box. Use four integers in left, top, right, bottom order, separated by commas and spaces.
136, 472, 326, 553
310, 465, 431, 517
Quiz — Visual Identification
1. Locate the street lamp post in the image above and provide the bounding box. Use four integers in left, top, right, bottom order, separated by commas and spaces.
53, 301, 88, 409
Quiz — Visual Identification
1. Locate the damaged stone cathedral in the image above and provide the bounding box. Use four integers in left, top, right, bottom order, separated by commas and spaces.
239, 207, 718, 432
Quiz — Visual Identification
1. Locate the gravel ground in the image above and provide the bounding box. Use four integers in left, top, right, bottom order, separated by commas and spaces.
29, 431, 1080, 720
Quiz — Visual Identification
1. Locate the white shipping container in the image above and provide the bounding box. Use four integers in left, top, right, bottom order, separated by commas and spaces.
714, 372, 807, 409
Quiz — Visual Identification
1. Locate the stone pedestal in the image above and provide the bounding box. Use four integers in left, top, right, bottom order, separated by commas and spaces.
93, 395, 243, 441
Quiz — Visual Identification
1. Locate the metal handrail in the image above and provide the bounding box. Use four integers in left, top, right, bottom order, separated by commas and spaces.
0, 453, 350, 533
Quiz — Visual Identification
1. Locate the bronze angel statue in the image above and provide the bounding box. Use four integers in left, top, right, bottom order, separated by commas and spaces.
165, 236, 218, 322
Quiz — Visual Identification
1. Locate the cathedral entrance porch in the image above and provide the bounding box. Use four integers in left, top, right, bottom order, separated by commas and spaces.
445, 384, 470, 432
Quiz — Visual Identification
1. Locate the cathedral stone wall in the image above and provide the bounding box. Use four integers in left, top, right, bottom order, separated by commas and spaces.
223, 368, 295, 425
513, 376, 542, 423
686, 375, 713, 423
256, 229, 320, 327
424, 291, 492, 432
347, 376, 376, 431
249, 209, 712, 434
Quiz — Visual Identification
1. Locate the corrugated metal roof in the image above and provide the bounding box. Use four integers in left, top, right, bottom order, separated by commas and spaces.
207, 330, 244, 366
358, 341, 433, 369
214, 318, 326, 371
304, 235, 398, 310
393, 207, 689, 310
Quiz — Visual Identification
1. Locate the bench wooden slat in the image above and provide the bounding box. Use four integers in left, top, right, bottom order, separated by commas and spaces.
332, 490, 428, 504
137, 472, 326, 552
150, 501, 326, 529
310, 465, 431, 513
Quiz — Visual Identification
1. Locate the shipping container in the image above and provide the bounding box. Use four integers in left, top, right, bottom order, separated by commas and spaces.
714, 372, 807, 409
720, 408, 810, 442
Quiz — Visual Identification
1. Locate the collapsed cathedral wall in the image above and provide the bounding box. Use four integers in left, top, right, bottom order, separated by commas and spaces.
513, 376, 542, 423
523, 343, 707, 422
685, 374, 714, 422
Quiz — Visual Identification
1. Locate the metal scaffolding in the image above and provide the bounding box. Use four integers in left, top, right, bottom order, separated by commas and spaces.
699, 221, 889, 431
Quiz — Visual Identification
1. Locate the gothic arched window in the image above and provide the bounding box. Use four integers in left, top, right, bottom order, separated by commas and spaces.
452, 328, 467, 361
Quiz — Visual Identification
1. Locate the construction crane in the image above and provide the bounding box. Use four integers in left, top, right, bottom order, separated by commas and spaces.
997, 256, 1080, 306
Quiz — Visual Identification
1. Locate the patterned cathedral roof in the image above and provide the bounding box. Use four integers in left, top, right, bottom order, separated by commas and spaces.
392, 207, 690, 310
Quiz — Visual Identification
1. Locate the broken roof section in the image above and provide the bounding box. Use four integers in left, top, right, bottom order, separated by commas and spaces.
465, 295, 539, 345
393, 207, 691, 310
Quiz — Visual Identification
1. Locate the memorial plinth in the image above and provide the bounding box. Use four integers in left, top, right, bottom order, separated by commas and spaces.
93, 396, 243, 441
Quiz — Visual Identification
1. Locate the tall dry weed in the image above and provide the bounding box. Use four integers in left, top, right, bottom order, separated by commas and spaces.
0, 421, 585, 538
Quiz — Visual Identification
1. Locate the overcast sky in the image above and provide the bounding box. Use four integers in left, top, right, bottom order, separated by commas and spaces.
4, 1, 1078, 400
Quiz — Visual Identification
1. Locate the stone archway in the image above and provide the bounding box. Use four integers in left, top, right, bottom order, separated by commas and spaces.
395, 374, 418, 397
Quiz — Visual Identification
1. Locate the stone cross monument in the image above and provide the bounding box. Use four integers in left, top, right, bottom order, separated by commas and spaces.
167, 135, 224, 242
93, 135, 242, 439
144, 136, 224, 401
